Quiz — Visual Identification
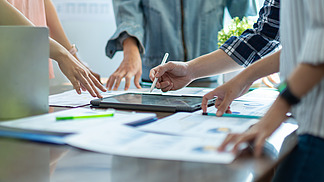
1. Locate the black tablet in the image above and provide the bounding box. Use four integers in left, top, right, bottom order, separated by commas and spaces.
90, 93, 216, 112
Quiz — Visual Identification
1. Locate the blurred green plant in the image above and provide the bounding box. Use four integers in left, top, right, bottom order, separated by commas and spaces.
218, 17, 254, 48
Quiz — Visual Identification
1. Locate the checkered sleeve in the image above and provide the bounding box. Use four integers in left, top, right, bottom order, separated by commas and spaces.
220, 0, 280, 67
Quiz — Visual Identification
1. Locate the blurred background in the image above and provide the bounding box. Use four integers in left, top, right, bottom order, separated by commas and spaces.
50, 0, 265, 87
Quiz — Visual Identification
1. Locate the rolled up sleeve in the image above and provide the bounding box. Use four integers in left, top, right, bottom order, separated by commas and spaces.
106, 0, 145, 58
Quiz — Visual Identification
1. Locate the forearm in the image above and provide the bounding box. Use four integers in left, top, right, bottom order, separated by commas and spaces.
187, 49, 243, 80
287, 63, 324, 98
49, 38, 72, 64
0, 0, 33, 25
236, 50, 281, 85
45, 0, 73, 54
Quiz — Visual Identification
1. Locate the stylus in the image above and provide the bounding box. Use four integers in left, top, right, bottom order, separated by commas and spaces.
150, 53, 169, 93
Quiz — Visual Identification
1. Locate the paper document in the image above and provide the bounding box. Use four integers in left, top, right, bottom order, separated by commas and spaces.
196, 99, 274, 117
49, 90, 125, 107
140, 112, 258, 138
66, 123, 238, 164
238, 88, 279, 102
0, 108, 156, 134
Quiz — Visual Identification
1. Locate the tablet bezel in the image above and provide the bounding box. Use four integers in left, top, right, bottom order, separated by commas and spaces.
90, 93, 216, 112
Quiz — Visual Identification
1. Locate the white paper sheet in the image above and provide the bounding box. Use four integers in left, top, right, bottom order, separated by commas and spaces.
195, 99, 274, 117
0, 108, 156, 134
237, 88, 279, 102
49, 90, 125, 107
65, 123, 237, 164
139, 112, 258, 138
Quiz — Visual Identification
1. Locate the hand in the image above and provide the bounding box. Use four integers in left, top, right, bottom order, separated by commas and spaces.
106, 37, 142, 90
58, 54, 107, 98
79, 70, 101, 92
201, 76, 252, 114
217, 120, 276, 156
90, 70, 101, 83
73, 58, 102, 91
149, 61, 193, 92
217, 97, 290, 156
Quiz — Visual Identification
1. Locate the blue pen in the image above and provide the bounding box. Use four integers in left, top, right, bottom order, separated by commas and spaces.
202, 112, 262, 119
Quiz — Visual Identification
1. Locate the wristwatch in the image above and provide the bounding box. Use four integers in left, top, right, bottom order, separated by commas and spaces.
69, 44, 78, 55
277, 80, 300, 105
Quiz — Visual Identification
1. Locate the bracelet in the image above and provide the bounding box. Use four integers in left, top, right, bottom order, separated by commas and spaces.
69, 44, 78, 55
277, 80, 300, 105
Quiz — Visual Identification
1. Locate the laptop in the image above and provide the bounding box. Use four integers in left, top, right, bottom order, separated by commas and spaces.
0, 26, 49, 120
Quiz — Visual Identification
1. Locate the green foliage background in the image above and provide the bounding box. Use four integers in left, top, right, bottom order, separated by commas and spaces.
218, 17, 254, 48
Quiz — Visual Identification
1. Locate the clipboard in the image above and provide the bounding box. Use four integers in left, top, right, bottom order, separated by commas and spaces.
90, 93, 216, 112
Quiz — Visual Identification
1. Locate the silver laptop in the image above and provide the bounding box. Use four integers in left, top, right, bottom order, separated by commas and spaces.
0, 26, 49, 120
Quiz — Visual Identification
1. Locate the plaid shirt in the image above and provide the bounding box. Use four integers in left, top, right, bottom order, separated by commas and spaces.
220, 0, 280, 67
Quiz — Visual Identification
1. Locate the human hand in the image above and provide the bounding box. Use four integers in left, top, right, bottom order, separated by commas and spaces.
58, 54, 107, 98
90, 70, 101, 83
149, 61, 193, 92
217, 120, 276, 156
201, 77, 252, 114
106, 37, 142, 90
217, 97, 290, 156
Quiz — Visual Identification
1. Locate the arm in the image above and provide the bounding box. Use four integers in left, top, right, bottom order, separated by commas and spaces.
105, 0, 145, 90
218, 63, 324, 156
201, 50, 280, 114
44, 0, 101, 81
149, 0, 280, 92
219, 1, 324, 156
220, 0, 280, 67
0, 0, 33, 25
0, 0, 106, 97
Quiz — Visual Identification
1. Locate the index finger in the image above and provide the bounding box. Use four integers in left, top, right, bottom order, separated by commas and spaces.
201, 91, 217, 112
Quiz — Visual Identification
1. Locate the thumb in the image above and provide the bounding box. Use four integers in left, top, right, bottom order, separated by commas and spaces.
155, 62, 175, 77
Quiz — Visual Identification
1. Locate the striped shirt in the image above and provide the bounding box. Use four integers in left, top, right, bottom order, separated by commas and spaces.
280, 0, 324, 138
220, 0, 281, 67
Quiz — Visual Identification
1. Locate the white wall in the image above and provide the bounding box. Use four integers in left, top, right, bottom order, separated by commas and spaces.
50, 0, 122, 86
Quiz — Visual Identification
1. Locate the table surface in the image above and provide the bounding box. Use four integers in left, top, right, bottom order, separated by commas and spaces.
0, 83, 297, 182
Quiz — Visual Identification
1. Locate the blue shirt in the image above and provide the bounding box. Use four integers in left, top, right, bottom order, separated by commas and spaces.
220, 0, 280, 67
106, 0, 257, 81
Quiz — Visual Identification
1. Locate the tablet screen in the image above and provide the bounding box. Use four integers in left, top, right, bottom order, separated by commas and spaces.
100, 93, 203, 107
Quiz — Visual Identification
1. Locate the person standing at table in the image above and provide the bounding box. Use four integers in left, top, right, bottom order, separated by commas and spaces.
106, 0, 257, 90
1, 0, 106, 98
209, 1, 324, 181
150, 0, 280, 92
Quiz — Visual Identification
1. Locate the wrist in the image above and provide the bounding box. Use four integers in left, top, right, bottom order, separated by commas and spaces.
123, 37, 139, 54
69, 44, 78, 55
187, 61, 198, 81
277, 80, 301, 105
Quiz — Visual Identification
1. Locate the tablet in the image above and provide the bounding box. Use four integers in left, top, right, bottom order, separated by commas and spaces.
90, 93, 216, 112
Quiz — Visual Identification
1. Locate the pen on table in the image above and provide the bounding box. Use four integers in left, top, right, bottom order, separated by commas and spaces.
149, 53, 169, 93
56, 113, 114, 121
202, 112, 262, 119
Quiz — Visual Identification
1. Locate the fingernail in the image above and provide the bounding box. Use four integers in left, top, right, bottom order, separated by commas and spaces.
216, 110, 222, 116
